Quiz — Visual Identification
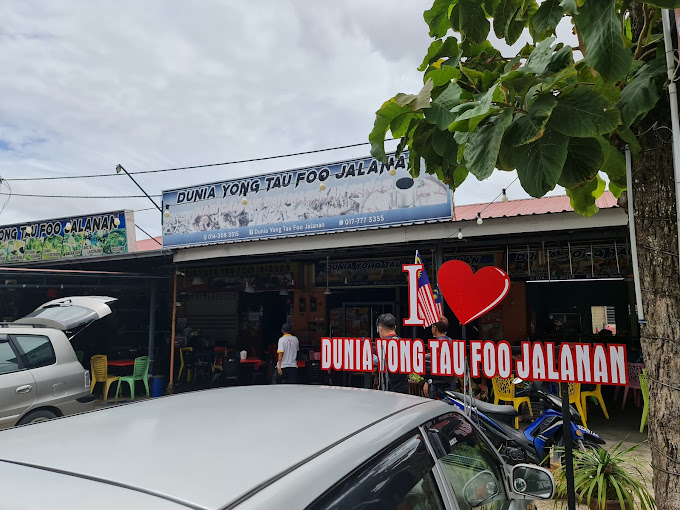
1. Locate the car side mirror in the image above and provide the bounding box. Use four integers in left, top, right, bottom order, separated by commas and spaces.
462, 470, 500, 507
510, 464, 555, 500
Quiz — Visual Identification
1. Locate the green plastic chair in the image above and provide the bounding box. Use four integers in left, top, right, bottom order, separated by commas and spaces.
640, 370, 649, 433
115, 356, 150, 401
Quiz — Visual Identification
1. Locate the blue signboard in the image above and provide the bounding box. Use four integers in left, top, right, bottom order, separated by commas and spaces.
161, 151, 453, 248
0, 210, 135, 264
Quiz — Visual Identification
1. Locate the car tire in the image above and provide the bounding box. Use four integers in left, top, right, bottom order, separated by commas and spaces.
16, 409, 58, 426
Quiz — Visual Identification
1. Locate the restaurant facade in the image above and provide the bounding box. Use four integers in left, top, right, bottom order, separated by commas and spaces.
162, 152, 635, 383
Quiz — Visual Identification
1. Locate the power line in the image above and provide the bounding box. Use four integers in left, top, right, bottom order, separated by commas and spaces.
0, 192, 160, 199
135, 224, 163, 247
3, 139, 396, 182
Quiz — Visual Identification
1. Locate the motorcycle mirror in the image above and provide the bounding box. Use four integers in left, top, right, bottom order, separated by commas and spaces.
512, 377, 523, 385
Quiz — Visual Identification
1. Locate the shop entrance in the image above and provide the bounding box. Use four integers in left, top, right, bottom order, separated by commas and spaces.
342, 302, 395, 340
239, 292, 291, 357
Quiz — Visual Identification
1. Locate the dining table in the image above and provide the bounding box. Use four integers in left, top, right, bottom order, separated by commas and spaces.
108, 359, 135, 367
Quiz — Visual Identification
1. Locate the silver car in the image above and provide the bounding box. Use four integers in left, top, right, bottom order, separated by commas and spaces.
0, 386, 554, 509
0, 296, 116, 428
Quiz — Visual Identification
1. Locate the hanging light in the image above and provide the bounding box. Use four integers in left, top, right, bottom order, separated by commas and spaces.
502, 189, 509, 202
64, 222, 72, 232
320, 183, 327, 191
457, 229, 463, 240
24, 226, 32, 235
113, 218, 121, 227
389, 165, 396, 176
476, 213, 483, 225
241, 197, 248, 206
244, 281, 255, 293
164, 205, 170, 218
279, 289, 289, 296
324, 256, 332, 295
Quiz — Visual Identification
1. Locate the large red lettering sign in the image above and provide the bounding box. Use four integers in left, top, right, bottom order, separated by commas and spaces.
324, 260, 627, 385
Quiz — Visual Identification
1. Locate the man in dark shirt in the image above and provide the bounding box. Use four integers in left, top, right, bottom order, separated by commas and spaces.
374, 313, 409, 394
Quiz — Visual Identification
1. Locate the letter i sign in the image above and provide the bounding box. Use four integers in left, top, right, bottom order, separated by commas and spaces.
404, 260, 511, 325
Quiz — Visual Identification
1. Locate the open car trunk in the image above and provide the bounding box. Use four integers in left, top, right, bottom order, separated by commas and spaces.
14, 296, 117, 332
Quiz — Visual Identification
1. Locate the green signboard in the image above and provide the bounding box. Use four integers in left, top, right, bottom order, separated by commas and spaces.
0, 210, 137, 264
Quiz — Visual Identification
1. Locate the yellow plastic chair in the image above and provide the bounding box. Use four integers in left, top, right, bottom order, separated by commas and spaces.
580, 384, 609, 423
178, 347, 193, 383
560, 382, 589, 429
492, 375, 532, 429
90, 355, 119, 401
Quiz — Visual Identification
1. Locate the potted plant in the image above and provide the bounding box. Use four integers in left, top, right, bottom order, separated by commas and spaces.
553, 441, 655, 510
408, 373, 424, 396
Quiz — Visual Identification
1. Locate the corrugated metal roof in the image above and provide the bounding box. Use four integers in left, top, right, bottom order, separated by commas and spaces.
454, 191, 618, 221
136, 237, 163, 252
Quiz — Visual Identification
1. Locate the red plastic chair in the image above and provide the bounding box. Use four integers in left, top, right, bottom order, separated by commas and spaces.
620, 362, 645, 409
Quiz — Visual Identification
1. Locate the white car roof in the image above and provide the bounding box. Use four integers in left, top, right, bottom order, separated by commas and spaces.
0, 386, 451, 510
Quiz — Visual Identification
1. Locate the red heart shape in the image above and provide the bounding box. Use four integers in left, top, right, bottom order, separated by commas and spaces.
438, 260, 511, 325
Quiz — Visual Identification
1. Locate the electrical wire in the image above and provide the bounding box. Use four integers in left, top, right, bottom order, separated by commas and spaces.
0, 192, 160, 199
447, 176, 520, 240
135, 224, 163, 247
2, 139, 397, 182
0, 180, 12, 216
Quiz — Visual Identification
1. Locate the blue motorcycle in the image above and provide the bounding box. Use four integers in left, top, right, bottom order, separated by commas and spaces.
429, 380, 605, 466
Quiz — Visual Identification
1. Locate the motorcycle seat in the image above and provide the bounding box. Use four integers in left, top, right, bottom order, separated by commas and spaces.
446, 391, 519, 417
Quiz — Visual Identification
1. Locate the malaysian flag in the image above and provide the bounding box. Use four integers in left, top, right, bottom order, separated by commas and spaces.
415, 250, 440, 327
432, 284, 444, 318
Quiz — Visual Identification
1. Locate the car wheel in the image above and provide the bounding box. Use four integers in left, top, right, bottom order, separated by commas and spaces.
16, 409, 58, 426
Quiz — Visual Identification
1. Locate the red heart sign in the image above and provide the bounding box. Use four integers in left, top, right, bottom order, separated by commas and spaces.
438, 260, 511, 325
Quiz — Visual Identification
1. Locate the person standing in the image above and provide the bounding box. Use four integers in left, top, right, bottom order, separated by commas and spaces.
429, 316, 459, 393
277, 323, 299, 384
374, 313, 408, 393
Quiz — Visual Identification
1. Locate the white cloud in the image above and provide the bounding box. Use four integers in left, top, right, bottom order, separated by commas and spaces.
0, 1, 574, 239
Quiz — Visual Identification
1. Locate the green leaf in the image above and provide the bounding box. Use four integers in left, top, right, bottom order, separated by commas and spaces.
549, 88, 621, 137
453, 166, 469, 186
450, 84, 500, 131
493, 0, 522, 38
425, 82, 466, 129
369, 100, 417, 162
432, 128, 460, 165
598, 137, 626, 181
524, 37, 555, 75
424, 0, 456, 38
559, 0, 578, 13
575, 0, 633, 83
618, 128, 641, 155
529, 0, 564, 41
484, 0, 501, 15
514, 128, 569, 196
506, 94, 558, 146
418, 37, 461, 72
641, 0, 680, 8
390, 113, 415, 138
449, 2, 461, 32
545, 45, 574, 75
497, 134, 516, 170
424, 65, 461, 86
459, 0, 491, 45
558, 137, 604, 188
616, 58, 667, 130
464, 108, 513, 180
506, 18, 526, 45
395, 79, 434, 111
567, 175, 605, 216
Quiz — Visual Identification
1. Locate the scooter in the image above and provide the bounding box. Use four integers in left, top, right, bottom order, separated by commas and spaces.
428, 380, 605, 465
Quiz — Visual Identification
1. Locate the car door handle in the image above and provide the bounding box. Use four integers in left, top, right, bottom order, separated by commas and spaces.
15, 385, 32, 394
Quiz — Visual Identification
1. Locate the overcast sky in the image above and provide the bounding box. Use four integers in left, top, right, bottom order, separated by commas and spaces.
0, 1, 575, 240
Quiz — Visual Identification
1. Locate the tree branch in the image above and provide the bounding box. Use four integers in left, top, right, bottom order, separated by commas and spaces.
635, 5, 651, 59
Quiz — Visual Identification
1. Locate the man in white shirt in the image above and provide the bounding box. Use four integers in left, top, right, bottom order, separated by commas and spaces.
277, 322, 299, 384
